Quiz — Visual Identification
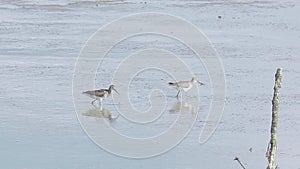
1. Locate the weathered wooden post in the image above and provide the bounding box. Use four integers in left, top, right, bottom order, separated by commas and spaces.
266, 68, 282, 169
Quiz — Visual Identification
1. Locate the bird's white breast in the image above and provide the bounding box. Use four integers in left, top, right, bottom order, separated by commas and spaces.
181, 84, 193, 92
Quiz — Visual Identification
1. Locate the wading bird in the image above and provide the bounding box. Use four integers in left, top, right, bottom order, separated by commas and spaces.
82, 85, 119, 105
169, 77, 204, 98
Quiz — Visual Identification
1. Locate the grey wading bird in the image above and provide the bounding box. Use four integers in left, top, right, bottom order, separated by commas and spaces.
169, 77, 205, 98
82, 85, 119, 105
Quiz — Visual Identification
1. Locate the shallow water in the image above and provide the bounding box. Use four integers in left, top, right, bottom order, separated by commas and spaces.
1, 0, 300, 169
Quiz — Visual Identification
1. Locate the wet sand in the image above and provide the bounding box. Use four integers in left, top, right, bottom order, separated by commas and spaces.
0, 0, 300, 168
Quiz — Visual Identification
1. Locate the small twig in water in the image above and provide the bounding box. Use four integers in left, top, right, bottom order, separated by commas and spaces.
234, 157, 247, 169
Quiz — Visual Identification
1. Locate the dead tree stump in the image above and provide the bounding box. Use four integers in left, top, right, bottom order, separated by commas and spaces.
266, 68, 282, 169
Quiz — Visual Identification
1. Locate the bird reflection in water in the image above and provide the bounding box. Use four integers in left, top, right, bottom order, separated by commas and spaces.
82, 105, 119, 122
169, 101, 197, 114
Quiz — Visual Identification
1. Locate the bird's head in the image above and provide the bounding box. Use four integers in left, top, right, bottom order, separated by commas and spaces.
191, 77, 205, 85
109, 85, 119, 95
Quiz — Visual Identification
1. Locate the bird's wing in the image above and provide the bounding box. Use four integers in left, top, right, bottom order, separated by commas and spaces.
93, 89, 107, 97
177, 81, 191, 88
83, 89, 106, 96
95, 89, 106, 93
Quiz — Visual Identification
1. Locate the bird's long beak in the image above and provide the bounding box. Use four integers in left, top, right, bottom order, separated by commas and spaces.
113, 87, 119, 95
197, 80, 205, 85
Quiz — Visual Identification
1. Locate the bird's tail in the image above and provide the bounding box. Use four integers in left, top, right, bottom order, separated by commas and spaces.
168, 82, 177, 86
82, 91, 92, 95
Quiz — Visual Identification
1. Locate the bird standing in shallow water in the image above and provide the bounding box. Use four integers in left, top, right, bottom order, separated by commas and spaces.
82, 85, 119, 105
169, 77, 205, 98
